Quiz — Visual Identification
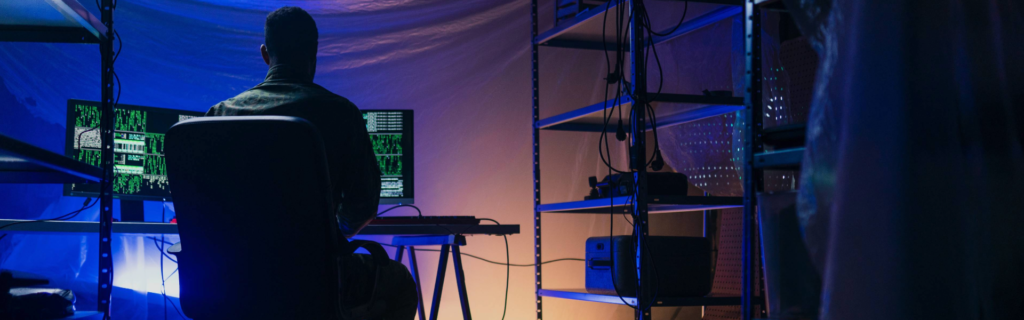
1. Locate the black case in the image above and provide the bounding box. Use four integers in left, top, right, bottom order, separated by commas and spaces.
585, 236, 712, 297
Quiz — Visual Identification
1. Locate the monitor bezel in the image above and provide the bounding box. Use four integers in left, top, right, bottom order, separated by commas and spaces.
63, 99, 205, 201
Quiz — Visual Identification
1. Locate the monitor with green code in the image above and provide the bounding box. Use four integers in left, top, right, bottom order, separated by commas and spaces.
64, 101, 414, 204
64, 99, 204, 201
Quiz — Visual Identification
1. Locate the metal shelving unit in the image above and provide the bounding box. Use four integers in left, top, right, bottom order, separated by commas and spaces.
743, 1, 807, 319
531, 0, 760, 319
537, 196, 742, 214
0, 0, 116, 317
0, 134, 103, 184
538, 289, 741, 306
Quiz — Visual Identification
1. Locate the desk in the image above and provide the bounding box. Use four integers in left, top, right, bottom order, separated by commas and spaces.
0, 219, 519, 236
0, 219, 519, 320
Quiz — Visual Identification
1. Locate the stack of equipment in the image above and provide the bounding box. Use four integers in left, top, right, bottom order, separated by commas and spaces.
585, 236, 712, 297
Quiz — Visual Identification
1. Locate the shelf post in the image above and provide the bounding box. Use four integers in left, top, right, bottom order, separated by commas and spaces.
531, 0, 543, 319
628, 1, 651, 319
98, 0, 115, 315
742, 1, 764, 320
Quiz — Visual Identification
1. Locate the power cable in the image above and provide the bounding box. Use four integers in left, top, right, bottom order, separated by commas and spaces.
376, 204, 422, 217
478, 218, 509, 320
383, 244, 583, 267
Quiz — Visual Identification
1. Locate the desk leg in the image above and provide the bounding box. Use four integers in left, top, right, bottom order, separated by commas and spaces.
429, 244, 450, 320
409, 247, 427, 320
452, 245, 473, 320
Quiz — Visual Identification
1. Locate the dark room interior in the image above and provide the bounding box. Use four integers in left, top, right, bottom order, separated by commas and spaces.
1, 0, 1021, 319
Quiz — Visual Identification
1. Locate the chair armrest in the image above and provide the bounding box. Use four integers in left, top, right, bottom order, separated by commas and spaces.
167, 242, 182, 256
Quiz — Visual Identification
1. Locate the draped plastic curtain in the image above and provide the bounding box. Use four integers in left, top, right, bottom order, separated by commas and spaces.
787, 0, 1024, 319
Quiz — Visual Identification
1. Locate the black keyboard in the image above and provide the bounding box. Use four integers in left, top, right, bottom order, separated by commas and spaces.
371, 216, 480, 225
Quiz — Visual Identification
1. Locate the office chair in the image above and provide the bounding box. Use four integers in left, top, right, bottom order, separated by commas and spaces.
165, 116, 389, 320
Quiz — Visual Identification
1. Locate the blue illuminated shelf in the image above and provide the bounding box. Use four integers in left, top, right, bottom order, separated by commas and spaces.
63, 311, 103, 319
536, 94, 743, 132
0, 0, 107, 43
754, 147, 804, 169
537, 195, 742, 214
534, 3, 742, 51
538, 289, 740, 306
0, 133, 103, 184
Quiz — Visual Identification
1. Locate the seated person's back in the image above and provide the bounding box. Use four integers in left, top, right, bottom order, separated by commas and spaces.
206, 8, 380, 238
205, 7, 416, 319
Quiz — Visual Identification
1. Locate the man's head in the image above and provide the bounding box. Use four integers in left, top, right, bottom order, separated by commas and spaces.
262, 7, 318, 74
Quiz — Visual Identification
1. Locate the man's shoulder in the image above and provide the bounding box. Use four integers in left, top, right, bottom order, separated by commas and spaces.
207, 82, 357, 116
306, 83, 358, 109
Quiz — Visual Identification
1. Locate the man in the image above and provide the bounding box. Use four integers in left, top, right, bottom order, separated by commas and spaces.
207, 7, 417, 319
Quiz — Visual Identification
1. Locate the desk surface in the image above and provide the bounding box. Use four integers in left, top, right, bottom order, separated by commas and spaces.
0, 219, 520, 236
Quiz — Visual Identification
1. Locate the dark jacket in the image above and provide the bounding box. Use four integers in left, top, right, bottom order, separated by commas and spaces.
206, 64, 380, 236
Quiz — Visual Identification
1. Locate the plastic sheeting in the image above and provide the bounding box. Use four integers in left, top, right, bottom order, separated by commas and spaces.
786, 0, 1024, 319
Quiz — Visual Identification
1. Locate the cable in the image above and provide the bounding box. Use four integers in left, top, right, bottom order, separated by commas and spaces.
375, 204, 422, 217
150, 236, 187, 320
148, 237, 178, 264
477, 218, 509, 320
161, 201, 167, 320
382, 244, 583, 267
594, 0, 688, 310
0, 197, 99, 243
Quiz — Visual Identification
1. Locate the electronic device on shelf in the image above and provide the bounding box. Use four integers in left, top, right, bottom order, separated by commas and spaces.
371, 216, 480, 225
555, 0, 609, 25
585, 236, 711, 297
586, 172, 689, 200
362, 110, 414, 204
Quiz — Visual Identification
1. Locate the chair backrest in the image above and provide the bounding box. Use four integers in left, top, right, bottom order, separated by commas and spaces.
165, 116, 340, 319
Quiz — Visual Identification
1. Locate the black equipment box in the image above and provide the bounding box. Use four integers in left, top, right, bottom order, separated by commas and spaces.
556, 0, 610, 25
586, 172, 689, 200
585, 236, 711, 297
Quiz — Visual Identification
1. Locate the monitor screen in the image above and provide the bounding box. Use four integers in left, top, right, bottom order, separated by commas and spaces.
64, 99, 204, 201
363, 110, 414, 204
64, 101, 414, 204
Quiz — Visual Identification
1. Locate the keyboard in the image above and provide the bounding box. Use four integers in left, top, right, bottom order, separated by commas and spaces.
371, 216, 480, 225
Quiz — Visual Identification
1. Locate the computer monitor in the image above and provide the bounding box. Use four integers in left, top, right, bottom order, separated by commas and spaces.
64, 101, 414, 205
363, 110, 414, 204
64, 99, 204, 201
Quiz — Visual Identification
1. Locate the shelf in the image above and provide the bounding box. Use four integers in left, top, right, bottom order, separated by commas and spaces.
762, 123, 806, 149
63, 311, 103, 319
0, 133, 103, 184
0, 0, 107, 43
537, 195, 742, 214
0, 219, 520, 236
754, 0, 785, 7
539, 289, 741, 306
650, 6, 743, 45
536, 94, 743, 132
754, 147, 803, 169
535, 3, 742, 51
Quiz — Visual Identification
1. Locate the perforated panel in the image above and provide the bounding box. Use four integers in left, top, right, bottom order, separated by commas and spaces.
778, 36, 817, 123
704, 208, 742, 320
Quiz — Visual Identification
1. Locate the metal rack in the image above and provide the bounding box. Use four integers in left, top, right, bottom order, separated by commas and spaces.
530, 0, 766, 319
0, 0, 116, 317
743, 1, 807, 319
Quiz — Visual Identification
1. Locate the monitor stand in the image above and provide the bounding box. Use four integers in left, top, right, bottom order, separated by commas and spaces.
121, 200, 144, 222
